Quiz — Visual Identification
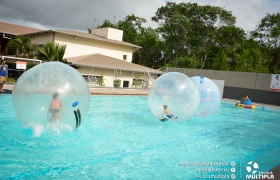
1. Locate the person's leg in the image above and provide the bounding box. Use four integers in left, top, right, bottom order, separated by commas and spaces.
53, 113, 58, 120
0, 83, 4, 92
0, 76, 5, 92
160, 118, 168, 122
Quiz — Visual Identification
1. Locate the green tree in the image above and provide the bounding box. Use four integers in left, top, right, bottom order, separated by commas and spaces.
132, 27, 163, 68
251, 13, 280, 48
117, 14, 146, 43
209, 26, 246, 70
251, 13, 280, 73
97, 19, 117, 29
96, 15, 162, 69
152, 2, 236, 68
235, 39, 269, 73
87, 19, 116, 34
97, 74, 105, 87
4, 35, 37, 58
211, 50, 230, 70
35, 42, 67, 62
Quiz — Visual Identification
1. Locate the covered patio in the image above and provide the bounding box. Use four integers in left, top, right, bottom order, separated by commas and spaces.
67, 53, 163, 88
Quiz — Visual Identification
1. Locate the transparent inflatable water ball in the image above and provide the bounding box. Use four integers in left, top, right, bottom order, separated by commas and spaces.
148, 72, 200, 122
191, 76, 221, 118
12, 62, 90, 130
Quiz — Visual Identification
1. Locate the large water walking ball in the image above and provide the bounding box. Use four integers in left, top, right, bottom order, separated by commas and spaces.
191, 76, 221, 118
12, 62, 90, 130
148, 72, 200, 121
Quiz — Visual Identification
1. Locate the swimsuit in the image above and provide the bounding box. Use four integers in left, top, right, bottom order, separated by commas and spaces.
0, 65, 7, 77
50, 109, 60, 114
0, 65, 7, 84
167, 114, 174, 119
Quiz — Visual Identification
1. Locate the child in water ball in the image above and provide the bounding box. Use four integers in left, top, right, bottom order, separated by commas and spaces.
48, 93, 63, 121
12, 62, 90, 130
160, 105, 178, 122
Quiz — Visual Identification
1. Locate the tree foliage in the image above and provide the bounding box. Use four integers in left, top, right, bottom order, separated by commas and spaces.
97, 19, 117, 29
132, 27, 163, 68
5, 3, 279, 74
89, 3, 279, 74
35, 42, 67, 62
96, 15, 163, 69
251, 13, 280, 73
251, 13, 280, 48
4, 35, 37, 58
152, 2, 236, 68
117, 14, 146, 43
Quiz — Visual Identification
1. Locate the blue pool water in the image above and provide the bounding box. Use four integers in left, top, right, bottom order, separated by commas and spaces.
0, 95, 280, 179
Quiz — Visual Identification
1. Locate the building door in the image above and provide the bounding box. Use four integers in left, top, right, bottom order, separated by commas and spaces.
123, 81, 129, 88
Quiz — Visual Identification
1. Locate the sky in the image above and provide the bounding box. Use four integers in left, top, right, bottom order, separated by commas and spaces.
0, 0, 279, 33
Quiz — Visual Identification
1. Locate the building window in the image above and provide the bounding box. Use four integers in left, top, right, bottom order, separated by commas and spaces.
133, 78, 143, 85
123, 55, 127, 60
133, 79, 149, 87
83, 75, 98, 83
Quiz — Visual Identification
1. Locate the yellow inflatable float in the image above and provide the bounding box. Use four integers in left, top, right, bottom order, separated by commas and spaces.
236, 103, 256, 109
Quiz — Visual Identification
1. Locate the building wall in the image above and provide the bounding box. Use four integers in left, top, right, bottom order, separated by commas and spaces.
92, 28, 123, 41
211, 79, 225, 99
30, 32, 133, 63
107, 28, 123, 41
164, 67, 280, 106
78, 66, 152, 88
55, 32, 133, 62
30, 32, 54, 45
29, 31, 152, 88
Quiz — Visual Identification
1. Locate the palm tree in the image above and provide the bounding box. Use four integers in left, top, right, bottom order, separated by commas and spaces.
4, 35, 37, 58
35, 42, 67, 62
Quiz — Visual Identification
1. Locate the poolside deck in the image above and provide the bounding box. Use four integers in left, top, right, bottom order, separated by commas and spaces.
2, 84, 149, 95
3, 84, 280, 109
89, 87, 149, 95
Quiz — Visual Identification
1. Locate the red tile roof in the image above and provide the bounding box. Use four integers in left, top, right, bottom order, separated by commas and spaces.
67, 53, 162, 74
0, 21, 42, 35
56, 30, 141, 48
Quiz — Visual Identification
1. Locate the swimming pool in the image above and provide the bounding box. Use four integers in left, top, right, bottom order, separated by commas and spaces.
0, 95, 279, 179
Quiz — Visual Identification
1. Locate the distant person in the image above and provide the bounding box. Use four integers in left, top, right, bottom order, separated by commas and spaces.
0, 60, 8, 93
237, 95, 252, 105
48, 93, 63, 121
160, 105, 178, 122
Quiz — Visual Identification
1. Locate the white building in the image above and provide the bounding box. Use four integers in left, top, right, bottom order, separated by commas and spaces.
0, 21, 162, 88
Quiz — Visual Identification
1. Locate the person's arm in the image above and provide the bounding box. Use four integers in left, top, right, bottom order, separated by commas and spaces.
48, 103, 51, 112
162, 109, 166, 118
48, 101, 53, 112
60, 101, 64, 113
59, 99, 63, 107
47, 104, 51, 121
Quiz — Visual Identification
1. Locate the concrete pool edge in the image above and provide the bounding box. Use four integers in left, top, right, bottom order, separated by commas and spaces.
3, 84, 280, 108
2, 84, 149, 95
223, 98, 280, 109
